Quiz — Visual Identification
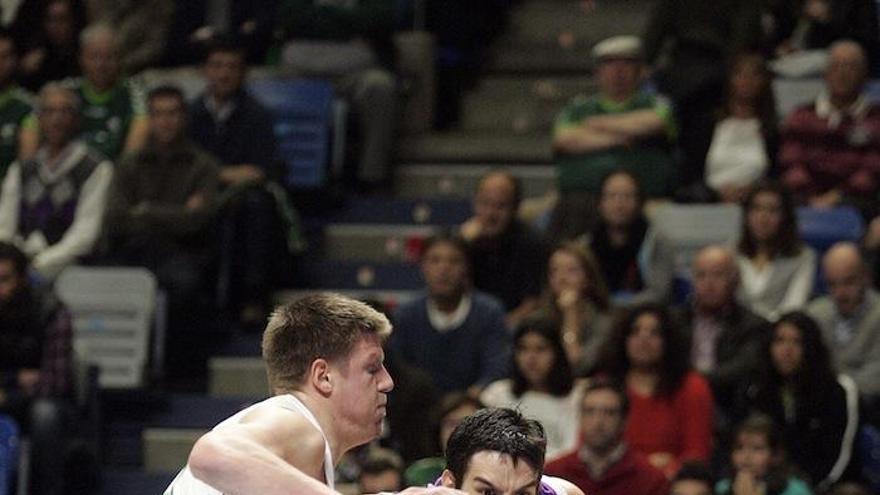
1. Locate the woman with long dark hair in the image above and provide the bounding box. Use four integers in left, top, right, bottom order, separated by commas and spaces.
736, 181, 816, 320
481, 317, 584, 460
734, 311, 860, 492
593, 304, 714, 476
586, 170, 675, 306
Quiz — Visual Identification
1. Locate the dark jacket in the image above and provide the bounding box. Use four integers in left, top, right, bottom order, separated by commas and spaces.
673, 302, 769, 411
189, 91, 281, 181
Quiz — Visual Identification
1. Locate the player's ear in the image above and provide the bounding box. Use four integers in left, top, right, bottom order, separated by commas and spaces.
310, 358, 333, 395
439, 469, 456, 488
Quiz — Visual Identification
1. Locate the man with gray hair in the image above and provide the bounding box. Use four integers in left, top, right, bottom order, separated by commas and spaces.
780, 40, 880, 211
0, 83, 113, 279
807, 242, 880, 406
68, 23, 149, 160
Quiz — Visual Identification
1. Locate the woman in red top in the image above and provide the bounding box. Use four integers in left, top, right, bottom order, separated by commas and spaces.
593, 304, 714, 477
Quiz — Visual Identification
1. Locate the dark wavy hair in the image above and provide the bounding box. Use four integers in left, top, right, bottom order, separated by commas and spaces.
511, 317, 574, 398
738, 181, 803, 259
594, 304, 690, 396
751, 311, 837, 407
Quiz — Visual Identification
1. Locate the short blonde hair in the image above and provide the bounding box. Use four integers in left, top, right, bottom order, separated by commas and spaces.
262, 293, 391, 392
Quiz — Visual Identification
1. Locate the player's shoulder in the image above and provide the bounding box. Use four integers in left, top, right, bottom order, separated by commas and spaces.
541, 475, 585, 495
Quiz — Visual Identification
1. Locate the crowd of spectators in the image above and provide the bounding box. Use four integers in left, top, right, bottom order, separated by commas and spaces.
379, 27, 880, 495
0, 1, 878, 495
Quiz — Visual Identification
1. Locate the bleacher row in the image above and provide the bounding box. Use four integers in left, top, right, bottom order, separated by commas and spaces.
66, 180, 867, 495
34, 1, 877, 492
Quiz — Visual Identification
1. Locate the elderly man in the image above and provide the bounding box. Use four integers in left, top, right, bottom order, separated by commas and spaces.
673, 245, 768, 410
551, 35, 676, 239
69, 23, 149, 160
780, 40, 880, 211
807, 242, 880, 404
0, 83, 113, 279
460, 171, 547, 327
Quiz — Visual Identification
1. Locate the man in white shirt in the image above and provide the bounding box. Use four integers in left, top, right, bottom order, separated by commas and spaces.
0, 83, 112, 279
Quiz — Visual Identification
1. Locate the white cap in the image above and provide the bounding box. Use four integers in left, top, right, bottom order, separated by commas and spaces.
592, 35, 643, 62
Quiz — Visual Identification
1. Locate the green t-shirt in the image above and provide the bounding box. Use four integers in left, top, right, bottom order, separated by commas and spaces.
71, 77, 147, 161
554, 91, 677, 196
0, 86, 34, 178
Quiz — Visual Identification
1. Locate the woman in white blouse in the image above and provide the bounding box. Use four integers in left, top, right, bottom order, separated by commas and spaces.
480, 317, 585, 461
705, 53, 779, 203
736, 181, 816, 320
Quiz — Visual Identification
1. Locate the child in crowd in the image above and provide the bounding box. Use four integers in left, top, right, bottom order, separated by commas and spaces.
716, 415, 811, 495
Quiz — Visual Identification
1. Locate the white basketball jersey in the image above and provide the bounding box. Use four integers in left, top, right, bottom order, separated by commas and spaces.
163, 394, 335, 495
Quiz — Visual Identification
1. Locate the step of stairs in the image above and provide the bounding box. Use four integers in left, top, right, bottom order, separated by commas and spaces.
319, 197, 472, 225
497, 0, 653, 50
322, 224, 437, 262
487, 45, 594, 74
395, 163, 556, 199
292, 260, 423, 291
140, 395, 257, 473
397, 132, 553, 164
274, 289, 420, 314
143, 428, 206, 473
98, 468, 176, 494
460, 75, 596, 132
471, 75, 596, 105
209, 357, 269, 398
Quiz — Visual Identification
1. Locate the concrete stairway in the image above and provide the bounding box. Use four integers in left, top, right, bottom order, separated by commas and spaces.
111, 1, 658, 489
396, 0, 654, 165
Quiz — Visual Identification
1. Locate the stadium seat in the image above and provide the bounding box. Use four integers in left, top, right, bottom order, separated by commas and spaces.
796, 206, 865, 253
651, 203, 742, 277
248, 78, 343, 190
55, 267, 162, 389
0, 415, 18, 495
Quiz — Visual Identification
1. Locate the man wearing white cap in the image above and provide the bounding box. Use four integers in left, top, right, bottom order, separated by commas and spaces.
550, 35, 676, 240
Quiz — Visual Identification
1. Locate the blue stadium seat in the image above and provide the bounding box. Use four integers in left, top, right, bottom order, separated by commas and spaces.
0, 415, 18, 495
796, 206, 865, 253
248, 78, 338, 189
